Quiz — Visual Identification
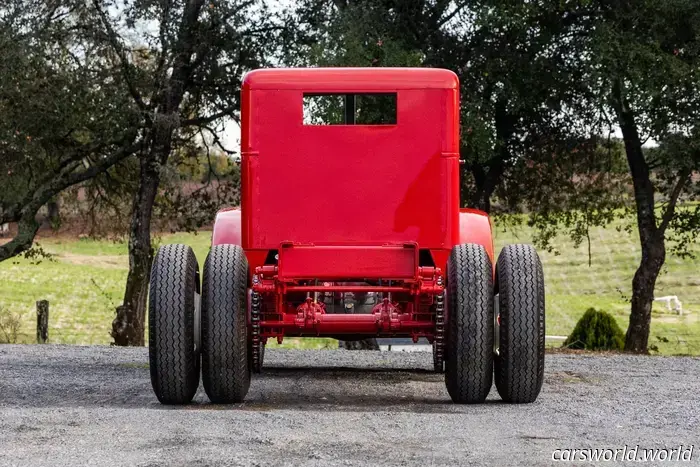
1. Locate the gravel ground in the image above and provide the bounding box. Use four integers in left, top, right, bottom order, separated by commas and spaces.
0, 345, 698, 466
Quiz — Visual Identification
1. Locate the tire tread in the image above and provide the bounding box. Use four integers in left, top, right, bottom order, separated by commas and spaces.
445, 243, 494, 403
495, 244, 545, 403
201, 244, 250, 403
148, 244, 199, 404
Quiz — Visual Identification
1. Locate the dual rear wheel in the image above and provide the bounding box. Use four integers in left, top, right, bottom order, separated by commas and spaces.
444, 243, 545, 404
149, 244, 251, 405
148, 242, 543, 405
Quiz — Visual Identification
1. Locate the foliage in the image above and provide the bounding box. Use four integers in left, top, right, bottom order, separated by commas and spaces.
475, 0, 700, 351
90, 0, 278, 345
509, 138, 631, 261
651, 134, 700, 259
506, 0, 700, 255
0, 306, 24, 344
563, 308, 625, 351
0, 1, 141, 261
56, 150, 242, 239
1, 0, 699, 352
0, 0, 276, 263
157, 150, 241, 233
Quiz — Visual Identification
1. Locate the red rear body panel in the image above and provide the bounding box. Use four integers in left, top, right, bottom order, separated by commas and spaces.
240, 68, 460, 275
277, 243, 419, 281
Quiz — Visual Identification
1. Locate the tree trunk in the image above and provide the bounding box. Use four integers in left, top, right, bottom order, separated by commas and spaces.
110, 0, 205, 346
468, 163, 502, 213
613, 80, 665, 353
626, 238, 665, 352
467, 101, 514, 213
0, 215, 39, 262
111, 154, 163, 346
47, 198, 60, 230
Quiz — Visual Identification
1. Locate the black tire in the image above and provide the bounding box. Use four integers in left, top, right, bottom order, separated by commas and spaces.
148, 244, 200, 405
201, 244, 251, 403
495, 244, 545, 403
445, 243, 494, 403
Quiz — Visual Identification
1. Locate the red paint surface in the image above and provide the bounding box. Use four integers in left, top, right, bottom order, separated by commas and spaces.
211, 209, 242, 246
458, 209, 495, 266
278, 244, 418, 280
240, 68, 460, 275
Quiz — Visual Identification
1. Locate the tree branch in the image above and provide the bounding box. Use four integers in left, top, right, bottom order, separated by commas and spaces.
437, 1, 469, 27
200, 125, 237, 156
19, 137, 140, 220
181, 107, 236, 126
91, 0, 150, 117
154, 0, 174, 85
659, 168, 692, 234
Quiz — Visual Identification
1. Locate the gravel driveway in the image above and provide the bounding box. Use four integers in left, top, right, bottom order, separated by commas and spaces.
0, 345, 698, 466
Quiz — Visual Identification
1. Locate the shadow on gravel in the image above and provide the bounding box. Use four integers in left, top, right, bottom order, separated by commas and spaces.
2, 357, 504, 413
195, 398, 461, 414
262, 365, 441, 380
155, 366, 506, 414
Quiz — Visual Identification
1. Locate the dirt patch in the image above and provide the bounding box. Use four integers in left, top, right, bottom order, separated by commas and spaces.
58, 253, 127, 269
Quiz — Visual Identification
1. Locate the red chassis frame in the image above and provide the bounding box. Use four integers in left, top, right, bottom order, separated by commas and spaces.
212, 209, 490, 344
212, 68, 494, 345
252, 243, 444, 342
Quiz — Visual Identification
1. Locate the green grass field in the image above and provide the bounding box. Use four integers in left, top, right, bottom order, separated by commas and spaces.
493, 218, 700, 355
1, 221, 698, 354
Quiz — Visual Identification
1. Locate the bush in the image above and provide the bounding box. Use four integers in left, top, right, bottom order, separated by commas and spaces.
563, 308, 625, 351
0, 306, 23, 344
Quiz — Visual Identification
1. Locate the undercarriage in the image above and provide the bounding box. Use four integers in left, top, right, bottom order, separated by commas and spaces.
148, 241, 545, 406
248, 242, 446, 372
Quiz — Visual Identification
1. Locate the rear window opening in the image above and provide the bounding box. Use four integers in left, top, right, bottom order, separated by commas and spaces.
303, 93, 397, 125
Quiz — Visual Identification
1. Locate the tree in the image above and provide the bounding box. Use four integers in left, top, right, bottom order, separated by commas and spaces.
598, 0, 700, 351
86, 0, 277, 345
481, 0, 700, 352
0, 1, 141, 263
461, 1, 601, 212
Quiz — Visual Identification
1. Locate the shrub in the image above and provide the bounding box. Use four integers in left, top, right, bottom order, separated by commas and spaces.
0, 306, 23, 344
563, 308, 625, 351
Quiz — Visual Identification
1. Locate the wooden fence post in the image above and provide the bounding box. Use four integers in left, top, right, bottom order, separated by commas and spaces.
36, 300, 49, 343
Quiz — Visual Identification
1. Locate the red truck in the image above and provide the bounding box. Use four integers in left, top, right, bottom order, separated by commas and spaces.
148, 68, 545, 405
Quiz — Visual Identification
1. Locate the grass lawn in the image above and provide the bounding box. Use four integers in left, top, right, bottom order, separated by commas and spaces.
493, 218, 700, 355
1, 221, 698, 354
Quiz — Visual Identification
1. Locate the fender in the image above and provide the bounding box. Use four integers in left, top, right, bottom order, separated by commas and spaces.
212, 208, 242, 246
458, 208, 495, 266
